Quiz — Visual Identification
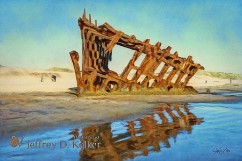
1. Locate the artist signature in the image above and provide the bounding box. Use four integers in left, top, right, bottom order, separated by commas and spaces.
212, 147, 230, 154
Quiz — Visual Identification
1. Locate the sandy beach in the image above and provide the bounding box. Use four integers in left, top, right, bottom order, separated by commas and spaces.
1, 66, 242, 93
0, 66, 242, 134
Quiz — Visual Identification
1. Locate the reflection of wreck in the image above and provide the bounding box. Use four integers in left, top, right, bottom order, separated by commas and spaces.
70, 10, 204, 96
69, 103, 203, 161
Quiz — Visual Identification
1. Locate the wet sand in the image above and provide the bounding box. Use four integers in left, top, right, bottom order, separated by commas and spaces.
0, 91, 239, 134
1, 92, 241, 161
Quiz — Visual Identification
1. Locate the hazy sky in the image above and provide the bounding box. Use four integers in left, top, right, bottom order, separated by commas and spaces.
0, 0, 242, 74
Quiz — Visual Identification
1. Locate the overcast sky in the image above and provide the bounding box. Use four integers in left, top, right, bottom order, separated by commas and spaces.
0, 0, 242, 74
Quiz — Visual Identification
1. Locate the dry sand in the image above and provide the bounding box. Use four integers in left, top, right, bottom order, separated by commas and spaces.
0, 66, 242, 134
1, 66, 242, 93
0, 66, 76, 93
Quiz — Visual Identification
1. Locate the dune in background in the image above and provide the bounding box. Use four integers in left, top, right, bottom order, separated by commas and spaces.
0, 66, 76, 93
0, 65, 242, 93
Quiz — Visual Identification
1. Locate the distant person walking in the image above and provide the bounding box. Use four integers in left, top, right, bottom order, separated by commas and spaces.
41, 74, 44, 82
51, 75, 56, 82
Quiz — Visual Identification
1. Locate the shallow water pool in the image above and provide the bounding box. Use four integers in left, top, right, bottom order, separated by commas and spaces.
0, 93, 242, 161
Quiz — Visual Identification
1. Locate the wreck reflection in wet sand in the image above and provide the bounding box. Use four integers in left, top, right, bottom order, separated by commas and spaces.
2, 95, 242, 160
68, 103, 203, 161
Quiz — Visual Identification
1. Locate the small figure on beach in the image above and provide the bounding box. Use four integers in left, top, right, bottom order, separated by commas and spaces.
41, 74, 44, 82
51, 75, 56, 82
230, 78, 232, 84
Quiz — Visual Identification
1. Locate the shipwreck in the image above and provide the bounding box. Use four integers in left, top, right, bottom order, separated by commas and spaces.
70, 10, 204, 96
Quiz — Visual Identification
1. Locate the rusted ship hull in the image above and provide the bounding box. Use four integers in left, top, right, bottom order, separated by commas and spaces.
70, 10, 204, 96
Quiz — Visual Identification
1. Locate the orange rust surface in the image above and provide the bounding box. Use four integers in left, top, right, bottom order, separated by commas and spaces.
70, 10, 204, 96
